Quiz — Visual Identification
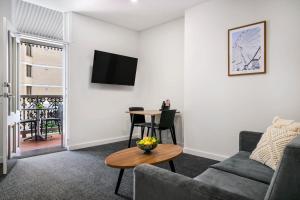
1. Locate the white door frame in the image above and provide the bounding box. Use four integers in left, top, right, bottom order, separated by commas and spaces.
17, 34, 69, 149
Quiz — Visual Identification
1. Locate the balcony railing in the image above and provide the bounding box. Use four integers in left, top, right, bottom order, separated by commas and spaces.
20, 95, 63, 120
19, 95, 63, 136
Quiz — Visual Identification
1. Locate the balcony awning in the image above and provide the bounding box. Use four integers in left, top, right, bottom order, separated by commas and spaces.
15, 0, 63, 41
20, 41, 63, 51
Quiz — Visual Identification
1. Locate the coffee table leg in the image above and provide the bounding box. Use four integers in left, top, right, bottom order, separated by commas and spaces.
115, 169, 124, 194
169, 160, 176, 172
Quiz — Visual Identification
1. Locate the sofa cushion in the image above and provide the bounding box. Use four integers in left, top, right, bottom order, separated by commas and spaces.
194, 168, 269, 200
211, 151, 274, 184
250, 117, 300, 170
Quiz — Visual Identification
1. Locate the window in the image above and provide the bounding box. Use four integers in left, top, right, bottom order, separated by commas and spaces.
26, 65, 32, 77
26, 86, 32, 95
26, 45, 32, 57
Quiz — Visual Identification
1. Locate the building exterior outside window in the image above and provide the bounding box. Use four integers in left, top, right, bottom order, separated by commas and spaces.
20, 44, 63, 95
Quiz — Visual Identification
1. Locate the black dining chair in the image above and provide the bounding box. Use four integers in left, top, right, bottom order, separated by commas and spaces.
128, 107, 152, 147
145, 109, 177, 144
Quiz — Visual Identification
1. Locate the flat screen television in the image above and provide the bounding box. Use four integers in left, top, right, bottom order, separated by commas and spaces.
91, 50, 138, 86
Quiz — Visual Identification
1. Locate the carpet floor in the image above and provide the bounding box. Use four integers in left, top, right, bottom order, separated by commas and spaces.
0, 140, 218, 200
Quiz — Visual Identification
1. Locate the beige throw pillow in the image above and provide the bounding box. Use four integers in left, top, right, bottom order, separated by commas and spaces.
250, 117, 300, 170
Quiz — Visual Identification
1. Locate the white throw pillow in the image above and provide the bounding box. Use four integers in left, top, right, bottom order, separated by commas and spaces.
250, 117, 300, 170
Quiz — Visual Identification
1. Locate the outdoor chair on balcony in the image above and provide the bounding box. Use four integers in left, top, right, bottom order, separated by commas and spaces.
40, 104, 63, 140
20, 119, 37, 141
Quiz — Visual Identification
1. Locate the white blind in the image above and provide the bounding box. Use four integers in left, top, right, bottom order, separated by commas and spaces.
15, 0, 63, 40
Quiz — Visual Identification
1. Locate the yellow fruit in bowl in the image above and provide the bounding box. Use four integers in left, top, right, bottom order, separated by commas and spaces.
136, 137, 159, 153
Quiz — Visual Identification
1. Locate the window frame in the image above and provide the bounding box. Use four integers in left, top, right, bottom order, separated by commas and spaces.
26, 65, 32, 77
26, 45, 32, 57
26, 86, 32, 95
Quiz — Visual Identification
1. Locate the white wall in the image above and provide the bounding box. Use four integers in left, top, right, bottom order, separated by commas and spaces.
67, 14, 185, 149
137, 19, 185, 144
67, 13, 140, 149
184, 0, 300, 160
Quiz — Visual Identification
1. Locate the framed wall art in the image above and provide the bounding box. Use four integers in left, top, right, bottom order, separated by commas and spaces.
228, 21, 266, 76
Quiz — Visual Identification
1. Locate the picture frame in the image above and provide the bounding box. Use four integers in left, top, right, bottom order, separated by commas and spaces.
228, 21, 266, 76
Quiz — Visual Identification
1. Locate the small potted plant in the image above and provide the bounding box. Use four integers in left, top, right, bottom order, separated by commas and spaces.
136, 137, 159, 154
36, 103, 44, 109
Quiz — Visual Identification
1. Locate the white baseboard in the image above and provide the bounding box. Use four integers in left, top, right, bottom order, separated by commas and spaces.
67, 134, 139, 151
183, 147, 229, 161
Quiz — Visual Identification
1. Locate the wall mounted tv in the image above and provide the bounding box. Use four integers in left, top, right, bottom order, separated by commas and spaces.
91, 50, 138, 86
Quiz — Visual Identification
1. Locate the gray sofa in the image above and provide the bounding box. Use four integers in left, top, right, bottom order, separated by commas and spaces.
134, 131, 300, 200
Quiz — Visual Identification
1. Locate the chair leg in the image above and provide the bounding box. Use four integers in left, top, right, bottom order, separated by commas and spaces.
40, 120, 43, 135
21, 122, 26, 138
45, 121, 48, 140
58, 120, 61, 135
30, 122, 33, 138
141, 127, 145, 139
170, 128, 175, 144
146, 127, 150, 137
159, 130, 162, 144
128, 121, 135, 148
170, 126, 177, 145
34, 122, 37, 141
172, 125, 177, 145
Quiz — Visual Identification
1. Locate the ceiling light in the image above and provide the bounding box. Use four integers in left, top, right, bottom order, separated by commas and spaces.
131, 0, 138, 3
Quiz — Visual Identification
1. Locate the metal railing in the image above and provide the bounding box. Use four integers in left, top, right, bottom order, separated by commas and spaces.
20, 95, 63, 121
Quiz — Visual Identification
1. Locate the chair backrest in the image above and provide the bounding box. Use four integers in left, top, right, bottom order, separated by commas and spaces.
264, 135, 300, 200
129, 107, 146, 124
159, 109, 176, 129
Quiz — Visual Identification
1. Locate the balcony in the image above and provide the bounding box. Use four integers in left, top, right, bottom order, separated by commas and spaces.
19, 95, 63, 153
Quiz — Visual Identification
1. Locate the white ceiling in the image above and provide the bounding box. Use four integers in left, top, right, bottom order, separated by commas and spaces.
24, 0, 204, 31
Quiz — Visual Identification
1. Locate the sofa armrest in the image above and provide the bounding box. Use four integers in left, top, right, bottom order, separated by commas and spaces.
239, 131, 263, 152
265, 136, 300, 200
134, 164, 251, 200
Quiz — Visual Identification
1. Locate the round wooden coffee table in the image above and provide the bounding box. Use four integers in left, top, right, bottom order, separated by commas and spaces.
105, 144, 183, 194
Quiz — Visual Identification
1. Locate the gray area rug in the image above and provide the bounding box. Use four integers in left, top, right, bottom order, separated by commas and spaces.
0, 140, 218, 200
